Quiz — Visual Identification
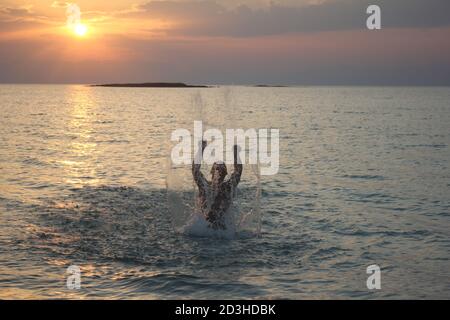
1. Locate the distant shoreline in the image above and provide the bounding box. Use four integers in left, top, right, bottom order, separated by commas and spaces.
90, 82, 210, 88
89, 82, 291, 88
253, 85, 288, 88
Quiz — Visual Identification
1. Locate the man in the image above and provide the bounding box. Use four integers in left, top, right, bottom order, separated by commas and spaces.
192, 140, 243, 230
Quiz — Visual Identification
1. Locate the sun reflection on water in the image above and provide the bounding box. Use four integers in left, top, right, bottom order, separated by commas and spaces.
61, 86, 101, 187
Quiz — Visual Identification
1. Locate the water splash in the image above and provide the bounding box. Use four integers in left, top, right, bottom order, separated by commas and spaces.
166, 90, 262, 238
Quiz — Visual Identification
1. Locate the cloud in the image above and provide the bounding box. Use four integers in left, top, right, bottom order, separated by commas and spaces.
0, 5, 52, 31
51, 1, 69, 9
130, 0, 450, 37
0, 20, 46, 32
1, 0, 450, 84
0, 6, 33, 17
2, 27, 450, 85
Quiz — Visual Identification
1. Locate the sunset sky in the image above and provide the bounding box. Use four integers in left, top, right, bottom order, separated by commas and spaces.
1, 0, 450, 85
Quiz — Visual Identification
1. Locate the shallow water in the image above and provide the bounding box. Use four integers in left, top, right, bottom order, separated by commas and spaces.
0, 85, 449, 299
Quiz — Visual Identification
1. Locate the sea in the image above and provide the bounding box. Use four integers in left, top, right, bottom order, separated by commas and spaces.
0, 84, 449, 299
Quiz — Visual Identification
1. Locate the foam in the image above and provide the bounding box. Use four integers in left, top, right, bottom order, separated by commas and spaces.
181, 211, 237, 239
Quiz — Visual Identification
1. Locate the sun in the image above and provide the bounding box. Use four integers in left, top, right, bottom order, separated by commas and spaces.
74, 23, 88, 37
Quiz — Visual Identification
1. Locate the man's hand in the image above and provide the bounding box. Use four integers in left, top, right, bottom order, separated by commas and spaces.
233, 144, 242, 165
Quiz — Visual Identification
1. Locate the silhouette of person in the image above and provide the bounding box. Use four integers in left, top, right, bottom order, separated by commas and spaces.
192, 140, 243, 229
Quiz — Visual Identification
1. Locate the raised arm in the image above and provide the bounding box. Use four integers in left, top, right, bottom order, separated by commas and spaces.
228, 144, 243, 188
192, 140, 208, 188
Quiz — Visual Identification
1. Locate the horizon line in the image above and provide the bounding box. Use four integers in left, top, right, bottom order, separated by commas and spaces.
1, 82, 450, 87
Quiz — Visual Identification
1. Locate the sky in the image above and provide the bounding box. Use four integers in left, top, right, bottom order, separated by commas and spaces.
1, 0, 450, 85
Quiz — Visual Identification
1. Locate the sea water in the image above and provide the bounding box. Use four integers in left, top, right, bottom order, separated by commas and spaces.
0, 85, 449, 299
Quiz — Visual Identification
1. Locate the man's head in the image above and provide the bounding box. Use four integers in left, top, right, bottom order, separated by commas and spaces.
211, 162, 228, 183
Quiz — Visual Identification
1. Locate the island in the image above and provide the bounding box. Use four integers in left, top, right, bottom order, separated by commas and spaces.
254, 84, 288, 88
90, 82, 210, 88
